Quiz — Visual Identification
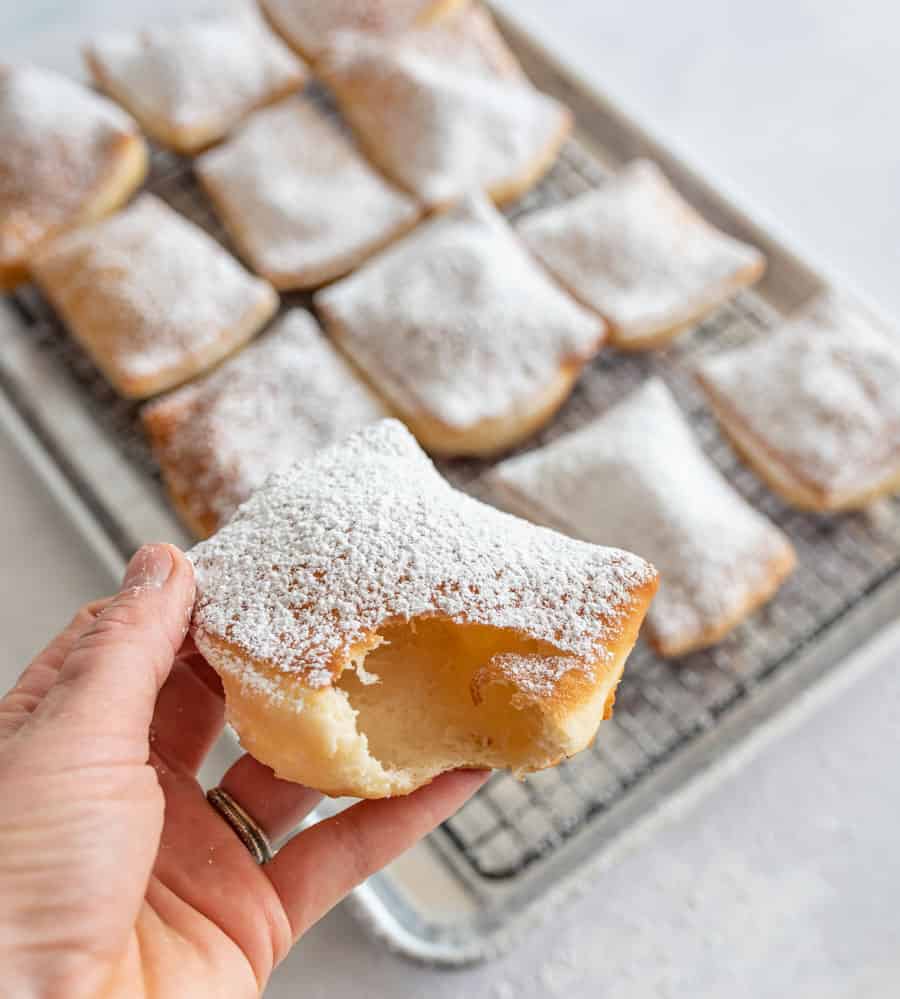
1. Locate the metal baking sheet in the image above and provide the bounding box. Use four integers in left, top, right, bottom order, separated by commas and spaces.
2, 5, 899, 964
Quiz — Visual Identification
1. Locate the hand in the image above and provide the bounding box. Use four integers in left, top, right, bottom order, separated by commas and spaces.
0, 544, 487, 998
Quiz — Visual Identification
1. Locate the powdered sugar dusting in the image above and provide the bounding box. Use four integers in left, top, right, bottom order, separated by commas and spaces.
197, 96, 419, 286
189, 420, 654, 684
698, 293, 900, 499
88, 8, 305, 141
402, 5, 525, 80
316, 194, 603, 428
489, 654, 596, 702
143, 309, 388, 533
0, 65, 138, 262
490, 379, 793, 652
32, 194, 275, 383
319, 30, 570, 205
517, 160, 764, 342
261, 0, 447, 58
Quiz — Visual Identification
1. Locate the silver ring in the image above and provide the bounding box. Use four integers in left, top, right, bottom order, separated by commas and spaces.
207, 787, 274, 865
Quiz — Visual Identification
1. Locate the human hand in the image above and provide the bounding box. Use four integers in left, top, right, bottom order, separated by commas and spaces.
0, 544, 487, 998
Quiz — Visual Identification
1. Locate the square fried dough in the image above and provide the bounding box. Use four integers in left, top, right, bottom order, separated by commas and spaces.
489, 379, 796, 657
85, 9, 307, 155
315, 193, 605, 456
142, 309, 389, 537
31, 194, 278, 399
317, 29, 571, 208
696, 293, 900, 511
0, 65, 147, 290
518, 160, 765, 350
197, 97, 420, 289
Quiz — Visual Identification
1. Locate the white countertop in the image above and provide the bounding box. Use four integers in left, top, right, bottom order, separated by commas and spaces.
2, 2, 899, 995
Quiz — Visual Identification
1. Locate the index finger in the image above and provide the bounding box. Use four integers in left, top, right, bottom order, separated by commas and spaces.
265, 769, 489, 939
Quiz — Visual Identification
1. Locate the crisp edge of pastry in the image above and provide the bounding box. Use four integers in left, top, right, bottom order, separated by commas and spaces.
487, 460, 797, 659
1, 130, 148, 291
318, 300, 606, 457
83, 46, 307, 156
697, 371, 900, 512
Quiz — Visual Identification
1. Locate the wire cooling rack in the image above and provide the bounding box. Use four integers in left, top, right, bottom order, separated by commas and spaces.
7, 107, 900, 886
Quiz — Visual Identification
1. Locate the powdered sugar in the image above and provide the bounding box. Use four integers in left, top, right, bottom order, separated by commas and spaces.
197, 96, 419, 288
489, 379, 794, 653
403, 5, 525, 80
87, 8, 305, 146
315, 193, 603, 428
261, 0, 449, 58
517, 160, 764, 343
488, 654, 595, 703
697, 293, 900, 500
0, 65, 138, 261
143, 309, 388, 534
189, 420, 654, 684
32, 194, 276, 385
318, 30, 570, 205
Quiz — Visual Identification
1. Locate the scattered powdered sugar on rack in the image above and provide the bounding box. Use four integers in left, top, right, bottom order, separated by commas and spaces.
315, 193, 604, 428
0, 65, 138, 255
318, 30, 570, 205
189, 420, 654, 684
697, 293, 900, 498
517, 159, 764, 342
32, 194, 276, 381
260, 0, 449, 59
87, 8, 305, 135
489, 379, 793, 654
197, 96, 419, 286
143, 309, 388, 532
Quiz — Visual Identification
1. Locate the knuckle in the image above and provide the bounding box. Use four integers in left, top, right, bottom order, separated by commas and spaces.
69, 598, 109, 633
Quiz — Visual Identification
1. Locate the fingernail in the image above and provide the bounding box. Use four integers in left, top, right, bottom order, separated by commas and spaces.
123, 544, 174, 591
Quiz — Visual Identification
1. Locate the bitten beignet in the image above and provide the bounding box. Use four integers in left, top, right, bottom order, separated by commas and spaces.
189, 420, 657, 798
696, 293, 900, 511
142, 309, 389, 538
489, 379, 796, 657
0, 65, 147, 290
315, 193, 605, 456
517, 160, 765, 350
31, 194, 278, 399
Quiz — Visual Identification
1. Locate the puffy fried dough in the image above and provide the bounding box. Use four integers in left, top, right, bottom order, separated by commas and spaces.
189, 420, 657, 797
489, 379, 796, 657
0, 65, 147, 290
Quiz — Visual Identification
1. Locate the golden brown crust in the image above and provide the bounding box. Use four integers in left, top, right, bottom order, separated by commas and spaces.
33, 264, 277, 400
30, 196, 279, 400
546, 248, 766, 352
84, 49, 305, 156
196, 98, 423, 290
322, 303, 594, 457
259, 0, 471, 63
319, 64, 572, 212
319, 303, 602, 458
189, 420, 658, 797
0, 130, 148, 291
643, 542, 796, 658
698, 374, 900, 512
141, 394, 219, 539
198, 574, 657, 797
201, 163, 422, 290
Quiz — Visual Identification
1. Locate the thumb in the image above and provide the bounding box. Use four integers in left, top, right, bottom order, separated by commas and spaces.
29, 544, 195, 765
